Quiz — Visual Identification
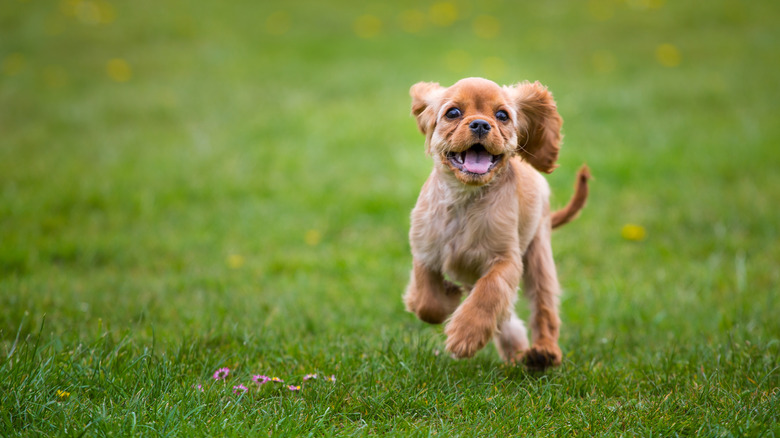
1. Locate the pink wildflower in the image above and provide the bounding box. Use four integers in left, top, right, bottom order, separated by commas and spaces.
325, 374, 336, 383
213, 367, 230, 380
288, 385, 301, 391
252, 374, 271, 385
233, 384, 248, 394
193, 384, 204, 392
303, 374, 318, 381
270, 377, 284, 383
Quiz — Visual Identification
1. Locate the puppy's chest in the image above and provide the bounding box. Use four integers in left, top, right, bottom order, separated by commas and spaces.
413, 200, 517, 285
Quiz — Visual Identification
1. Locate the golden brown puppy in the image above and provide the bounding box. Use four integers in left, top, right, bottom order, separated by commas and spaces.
403, 77, 589, 369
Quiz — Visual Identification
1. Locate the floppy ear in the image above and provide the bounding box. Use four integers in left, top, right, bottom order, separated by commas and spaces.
410, 82, 443, 137
507, 81, 563, 173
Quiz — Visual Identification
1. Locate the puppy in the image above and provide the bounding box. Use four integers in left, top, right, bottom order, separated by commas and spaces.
403, 77, 589, 369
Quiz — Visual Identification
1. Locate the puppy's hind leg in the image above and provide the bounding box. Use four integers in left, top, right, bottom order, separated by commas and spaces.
404, 260, 463, 324
494, 311, 530, 363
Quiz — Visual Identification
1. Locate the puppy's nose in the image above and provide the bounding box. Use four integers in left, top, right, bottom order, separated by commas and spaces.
469, 119, 491, 137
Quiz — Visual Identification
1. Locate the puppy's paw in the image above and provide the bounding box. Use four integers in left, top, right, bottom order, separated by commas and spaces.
405, 297, 451, 325
404, 282, 463, 325
444, 310, 495, 359
522, 343, 562, 370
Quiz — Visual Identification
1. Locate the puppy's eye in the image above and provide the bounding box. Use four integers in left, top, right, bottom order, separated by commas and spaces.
445, 108, 462, 119
495, 110, 509, 122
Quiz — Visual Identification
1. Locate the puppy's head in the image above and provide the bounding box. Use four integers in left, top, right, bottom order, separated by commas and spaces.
411, 77, 562, 185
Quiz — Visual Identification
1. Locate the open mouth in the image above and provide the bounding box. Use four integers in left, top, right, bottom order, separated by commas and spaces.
446, 144, 503, 175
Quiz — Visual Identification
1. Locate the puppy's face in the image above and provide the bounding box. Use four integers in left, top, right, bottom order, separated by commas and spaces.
411, 77, 563, 185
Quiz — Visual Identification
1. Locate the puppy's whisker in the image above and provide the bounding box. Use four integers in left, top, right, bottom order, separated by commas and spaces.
518, 145, 537, 159
516, 124, 537, 158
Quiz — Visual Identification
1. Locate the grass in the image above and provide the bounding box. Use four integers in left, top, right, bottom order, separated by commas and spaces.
1, 0, 779, 435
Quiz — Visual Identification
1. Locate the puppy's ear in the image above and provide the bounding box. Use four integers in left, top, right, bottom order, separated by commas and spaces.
507, 81, 563, 173
410, 82, 443, 137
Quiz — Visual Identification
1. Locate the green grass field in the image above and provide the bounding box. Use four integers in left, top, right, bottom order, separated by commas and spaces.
2, 0, 779, 435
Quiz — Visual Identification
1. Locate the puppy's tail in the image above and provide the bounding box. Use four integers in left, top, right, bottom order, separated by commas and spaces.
551, 164, 591, 230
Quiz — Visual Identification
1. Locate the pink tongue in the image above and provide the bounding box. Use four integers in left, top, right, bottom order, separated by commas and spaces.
463, 149, 492, 174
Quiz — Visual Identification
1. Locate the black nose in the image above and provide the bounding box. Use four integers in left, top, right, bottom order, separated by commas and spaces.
469, 119, 491, 137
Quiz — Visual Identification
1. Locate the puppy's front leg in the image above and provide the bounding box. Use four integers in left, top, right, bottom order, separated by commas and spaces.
445, 258, 521, 358
522, 224, 563, 369
404, 260, 463, 324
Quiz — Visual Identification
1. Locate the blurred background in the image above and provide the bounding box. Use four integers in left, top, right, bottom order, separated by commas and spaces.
1, 0, 778, 349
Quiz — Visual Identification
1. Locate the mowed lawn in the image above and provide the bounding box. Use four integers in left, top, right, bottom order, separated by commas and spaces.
1, 0, 779, 435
